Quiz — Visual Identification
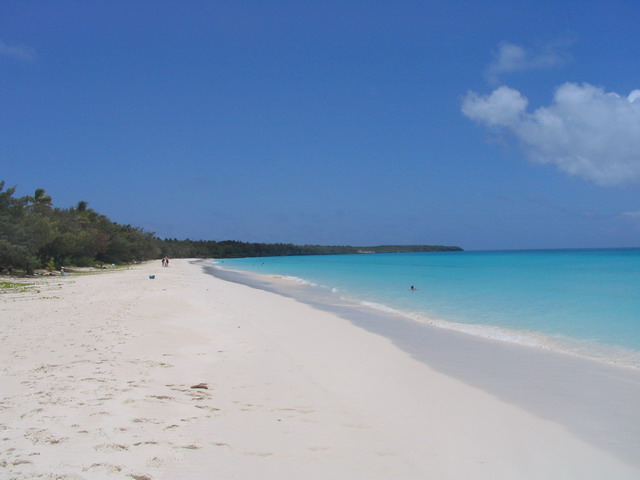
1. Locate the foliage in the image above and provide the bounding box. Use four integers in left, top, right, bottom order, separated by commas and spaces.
0, 181, 160, 273
0, 281, 35, 293
45, 257, 56, 272
158, 239, 462, 259
0, 179, 462, 273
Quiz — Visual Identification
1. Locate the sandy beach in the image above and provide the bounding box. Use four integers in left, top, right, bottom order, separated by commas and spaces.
1, 258, 639, 479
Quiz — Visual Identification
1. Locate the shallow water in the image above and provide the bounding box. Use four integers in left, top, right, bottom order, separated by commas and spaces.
217, 249, 640, 367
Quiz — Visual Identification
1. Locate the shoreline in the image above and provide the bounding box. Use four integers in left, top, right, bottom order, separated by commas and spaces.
210, 263, 640, 370
211, 260, 640, 372
2, 258, 639, 478
208, 262, 640, 467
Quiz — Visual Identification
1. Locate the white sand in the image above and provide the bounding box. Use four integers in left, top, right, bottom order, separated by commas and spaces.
1, 258, 639, 479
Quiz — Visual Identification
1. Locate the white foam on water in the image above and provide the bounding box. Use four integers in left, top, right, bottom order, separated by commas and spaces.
283, 275, 318, 286
356, 297, 640, 369
213, 256, 640, 370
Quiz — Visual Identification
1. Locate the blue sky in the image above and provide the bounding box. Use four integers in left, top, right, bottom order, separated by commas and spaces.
2, 1, 640, 250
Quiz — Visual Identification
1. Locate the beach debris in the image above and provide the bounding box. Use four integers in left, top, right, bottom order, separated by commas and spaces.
148, 274, 155, 279
190, 383, 208, 390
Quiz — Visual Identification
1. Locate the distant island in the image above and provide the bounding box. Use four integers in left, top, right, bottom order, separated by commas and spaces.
0, 181, 461, 274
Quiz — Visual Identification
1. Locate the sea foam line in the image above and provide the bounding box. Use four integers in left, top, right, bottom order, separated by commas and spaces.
213, 262, 640, 370
357, 297, 640, 369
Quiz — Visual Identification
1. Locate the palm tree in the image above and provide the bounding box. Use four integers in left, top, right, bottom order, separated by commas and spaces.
33, 188, 52, 206
26, 188, 53, 214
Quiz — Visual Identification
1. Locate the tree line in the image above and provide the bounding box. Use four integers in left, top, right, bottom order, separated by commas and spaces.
0, 181, 161, 273
160, 239, 462, 260
0, 181, 461, 274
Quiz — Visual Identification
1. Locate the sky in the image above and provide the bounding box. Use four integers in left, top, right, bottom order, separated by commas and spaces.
2, 0, 640, 250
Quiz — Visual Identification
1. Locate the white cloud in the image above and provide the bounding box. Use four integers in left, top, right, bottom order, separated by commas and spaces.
485, 39, 573, 85
0, 40, 36, 62
462, 83, 640, 186
461, 86, 528, 127
622, 210, 640, 218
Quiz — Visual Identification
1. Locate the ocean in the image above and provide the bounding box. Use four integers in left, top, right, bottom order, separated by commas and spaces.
215, 249, 640, 368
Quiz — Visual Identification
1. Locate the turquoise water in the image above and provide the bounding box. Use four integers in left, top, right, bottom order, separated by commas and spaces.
217, 249, 640, 367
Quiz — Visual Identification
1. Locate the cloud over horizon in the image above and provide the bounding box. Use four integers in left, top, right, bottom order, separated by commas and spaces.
462, 82, 640, 186
0, 40, 36, 62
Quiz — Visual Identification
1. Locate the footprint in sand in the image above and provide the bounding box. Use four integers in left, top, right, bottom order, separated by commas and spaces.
83, 463, 123, 473
176, 444, 201, 450
132, 418, 162, 424
94, 443, 129, 452
89, 411, 111, 417
19, 408, 44, 419
133, 441, 159, 446
148, 395, 174, 401
194, 405, 221, 412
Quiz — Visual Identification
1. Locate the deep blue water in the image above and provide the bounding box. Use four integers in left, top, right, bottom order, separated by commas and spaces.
217, 249, 640, 367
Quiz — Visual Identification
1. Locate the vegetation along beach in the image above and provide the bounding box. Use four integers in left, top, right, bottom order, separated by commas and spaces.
3, 1, 640, 478
2, 183, 640, 478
